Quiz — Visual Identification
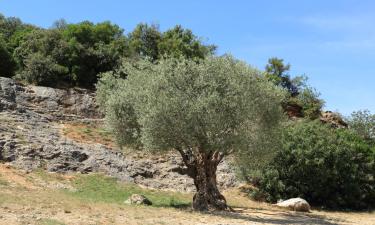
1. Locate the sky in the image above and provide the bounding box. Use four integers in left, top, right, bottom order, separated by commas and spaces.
1, 0, 374, 115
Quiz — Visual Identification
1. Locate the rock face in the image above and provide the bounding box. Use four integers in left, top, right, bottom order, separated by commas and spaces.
0, 77, 17, 110
124, 194, 152, 205
0, 77, 100, 119
284, 103, 303, 119
0, 77, 239, 192
320, 111, 348, 128
276, 198, 311, 212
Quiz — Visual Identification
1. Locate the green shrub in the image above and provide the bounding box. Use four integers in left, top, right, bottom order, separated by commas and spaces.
296, 87, 324, 119
257, 121, 375, 209
19, 53, 67, 86
347, 110, 375, 145
0, 36, 16, 77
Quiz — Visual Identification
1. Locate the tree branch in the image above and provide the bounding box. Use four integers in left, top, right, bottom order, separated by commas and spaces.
175, 146, 197, 178
176, 147, 190, 165
211, 151, 225, 166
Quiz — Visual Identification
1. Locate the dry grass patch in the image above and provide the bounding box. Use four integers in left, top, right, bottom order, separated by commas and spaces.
60, 122, 115, 147
0, 164, 38, 189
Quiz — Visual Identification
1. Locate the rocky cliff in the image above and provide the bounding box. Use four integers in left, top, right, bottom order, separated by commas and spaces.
0, 77, 238, 192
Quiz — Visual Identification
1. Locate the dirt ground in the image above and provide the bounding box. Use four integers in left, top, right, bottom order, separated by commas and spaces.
0, 165, 374, 225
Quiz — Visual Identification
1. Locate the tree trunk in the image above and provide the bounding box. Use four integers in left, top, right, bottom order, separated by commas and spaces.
177, 148, 229, 211
192, 152, 229, 211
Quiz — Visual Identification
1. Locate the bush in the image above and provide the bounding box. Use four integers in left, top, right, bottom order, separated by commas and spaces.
347, 110, 375, 145
257, 121, 375, 209
0, 36, 16, 77
19, 53, 67, 86
296, 87, 324, 119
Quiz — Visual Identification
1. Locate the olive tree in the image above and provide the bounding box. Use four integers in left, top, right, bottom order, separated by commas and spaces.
97, 56, 284, 211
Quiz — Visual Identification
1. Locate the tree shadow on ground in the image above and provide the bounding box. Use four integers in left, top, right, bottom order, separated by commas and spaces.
158, 201, 343, 224
156, 202, 191, 209
201, 207, 342, 225
164, 204, 342, 225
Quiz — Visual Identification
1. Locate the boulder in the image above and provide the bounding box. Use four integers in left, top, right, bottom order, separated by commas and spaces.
124, 194, 152, 205
276, 198, 310, 212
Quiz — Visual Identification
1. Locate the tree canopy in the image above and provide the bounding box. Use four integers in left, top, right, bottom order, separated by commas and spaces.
265, 57, 298, 96
0, 13, 215, 88
128, 23, 161, 61
158, 25, 216, 60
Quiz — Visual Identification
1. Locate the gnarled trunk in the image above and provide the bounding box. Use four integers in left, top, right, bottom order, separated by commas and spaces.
177, 148, 229, 211
192, 151, 228, 211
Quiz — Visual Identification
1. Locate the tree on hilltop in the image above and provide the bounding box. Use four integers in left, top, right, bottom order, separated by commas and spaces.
265, 57, 298, 96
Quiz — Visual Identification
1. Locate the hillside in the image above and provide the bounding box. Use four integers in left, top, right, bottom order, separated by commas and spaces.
0, 77, 237, 192
0, 77, 374, 224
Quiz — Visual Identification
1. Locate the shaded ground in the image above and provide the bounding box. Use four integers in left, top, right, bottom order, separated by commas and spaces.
0, 164, 373, 225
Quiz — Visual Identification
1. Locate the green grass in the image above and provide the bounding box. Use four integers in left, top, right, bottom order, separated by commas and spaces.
66, 174, 191, 208
97, 127, 113, 140
62, 122, 115, 145
33, 168, 66, 182
0, 192, 14, 205
81, 127, 92, 135
0, 174, 9, 186
37, 218, 66, 225
0, 178, 9, 186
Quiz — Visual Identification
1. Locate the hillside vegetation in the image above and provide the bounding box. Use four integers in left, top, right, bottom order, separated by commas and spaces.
0, 13, 214, 88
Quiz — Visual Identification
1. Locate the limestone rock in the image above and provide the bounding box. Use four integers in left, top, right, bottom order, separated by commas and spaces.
320, 111, 347, 128
0, 76, 100, 119
276, 198, 311, 212
124, 194, 152, 205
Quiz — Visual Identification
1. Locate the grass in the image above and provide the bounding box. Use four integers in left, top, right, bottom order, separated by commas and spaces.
37, 219, 66, 225
0, 176, 9, 186
0, 192, 14, 205
66, 174, 191, 208
15, 131, 28, 145
61, 122, 115, 147
34, 168, 67, 182
32, 170, 191, 209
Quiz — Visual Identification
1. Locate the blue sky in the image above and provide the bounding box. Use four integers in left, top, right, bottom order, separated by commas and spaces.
1, 0, 374, 115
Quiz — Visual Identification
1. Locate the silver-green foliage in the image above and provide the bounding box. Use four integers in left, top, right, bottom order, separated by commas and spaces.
97, 56, 285, 160
347, 110, 375, 144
